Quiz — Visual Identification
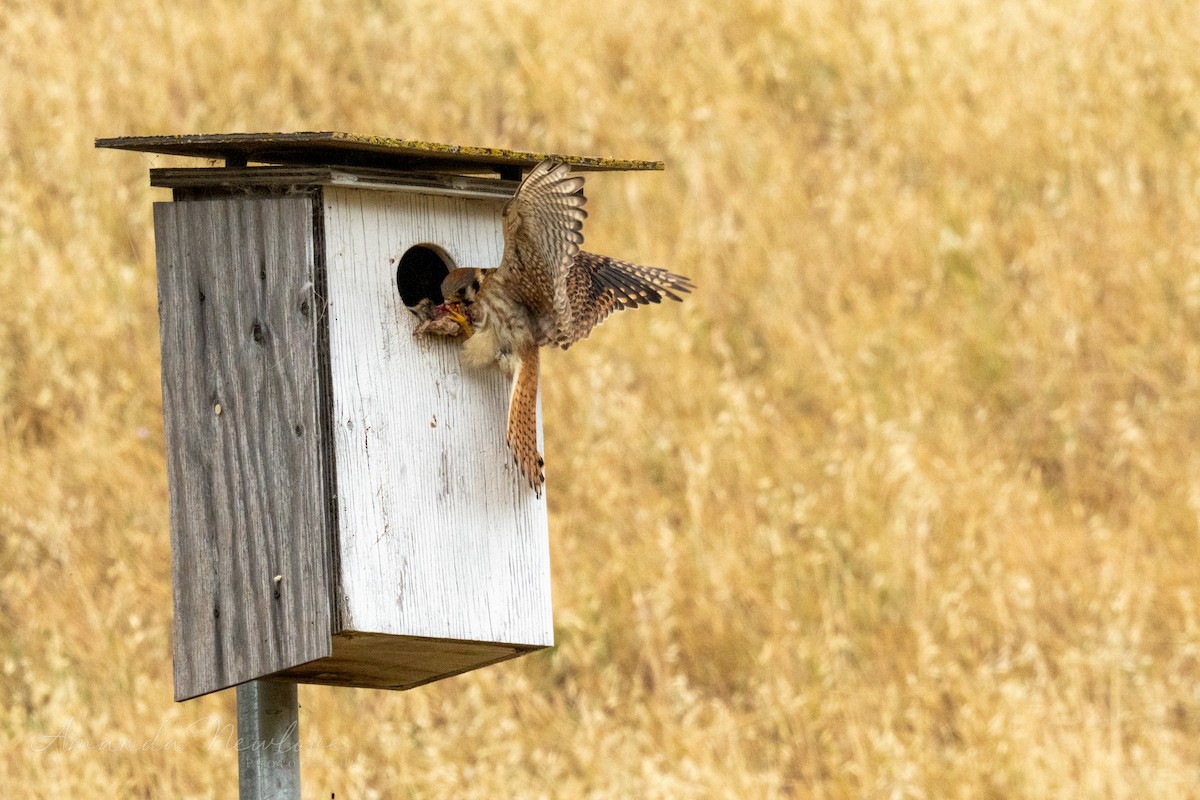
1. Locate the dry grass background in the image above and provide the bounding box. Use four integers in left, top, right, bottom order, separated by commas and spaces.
3, 0, 1200, 796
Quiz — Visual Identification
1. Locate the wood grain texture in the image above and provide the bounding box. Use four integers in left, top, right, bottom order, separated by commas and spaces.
272, 631, 536, 692
154, 196, 332, 701
97, 131, 665, 173
322, 186, 553, 648
151, 165, 517, 200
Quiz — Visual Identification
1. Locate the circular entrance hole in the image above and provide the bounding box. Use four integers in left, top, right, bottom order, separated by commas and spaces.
396, 244, 454, 308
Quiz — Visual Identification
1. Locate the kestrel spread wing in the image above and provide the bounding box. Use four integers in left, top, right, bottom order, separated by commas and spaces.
435, 160, 694, 496
498, 160, 588, 345
439, 253, 695, 347
557, 251, 696, 348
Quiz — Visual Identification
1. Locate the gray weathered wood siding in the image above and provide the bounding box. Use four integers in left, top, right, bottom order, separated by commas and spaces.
154, 196, 333, 701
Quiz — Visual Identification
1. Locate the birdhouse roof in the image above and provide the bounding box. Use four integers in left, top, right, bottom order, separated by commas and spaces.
95, 131, 664, 173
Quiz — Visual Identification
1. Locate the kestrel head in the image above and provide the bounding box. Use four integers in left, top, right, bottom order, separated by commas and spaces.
441, 268, 484, 306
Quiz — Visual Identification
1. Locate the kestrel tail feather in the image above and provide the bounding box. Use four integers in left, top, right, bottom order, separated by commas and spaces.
506, 343, 544, 495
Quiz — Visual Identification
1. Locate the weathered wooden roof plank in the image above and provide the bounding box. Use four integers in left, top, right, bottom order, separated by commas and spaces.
97, 131, 664, 173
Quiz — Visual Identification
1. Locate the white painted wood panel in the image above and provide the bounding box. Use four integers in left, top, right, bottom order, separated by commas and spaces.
322, 186, 552, 648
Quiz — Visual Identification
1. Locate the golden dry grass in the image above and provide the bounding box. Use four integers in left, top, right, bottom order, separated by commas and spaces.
4, 0, 1200, 796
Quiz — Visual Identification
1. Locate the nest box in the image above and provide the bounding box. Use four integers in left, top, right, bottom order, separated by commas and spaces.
98, 132, 663, 701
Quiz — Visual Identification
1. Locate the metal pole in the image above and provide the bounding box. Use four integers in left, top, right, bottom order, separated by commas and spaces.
236, 680, 301, 800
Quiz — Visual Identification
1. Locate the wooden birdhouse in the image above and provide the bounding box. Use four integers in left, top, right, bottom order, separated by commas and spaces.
97, 132, 663, 701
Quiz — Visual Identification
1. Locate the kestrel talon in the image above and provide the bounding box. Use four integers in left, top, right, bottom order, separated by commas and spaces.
410, 298, 473, 338
417, 160, 694, 495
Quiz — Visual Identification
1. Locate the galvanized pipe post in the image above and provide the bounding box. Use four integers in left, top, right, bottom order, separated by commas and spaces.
236, 680, 301, 800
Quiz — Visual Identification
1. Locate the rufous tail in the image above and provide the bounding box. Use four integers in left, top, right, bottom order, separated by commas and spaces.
506, 344, 545, 496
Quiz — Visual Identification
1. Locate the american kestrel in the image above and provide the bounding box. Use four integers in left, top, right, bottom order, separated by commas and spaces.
414, 160, 693, 495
